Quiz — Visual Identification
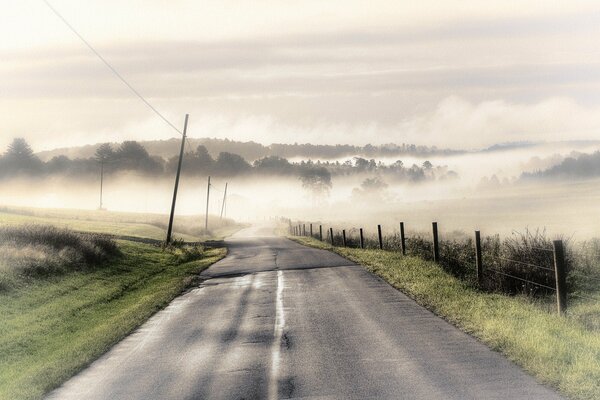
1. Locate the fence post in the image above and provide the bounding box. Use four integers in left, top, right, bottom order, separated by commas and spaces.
400, 222, 406, 255
432, 222, 439, 262
475, 230, 483, 287
377, 224, 383, 250
553, 240, 567, 315
359, 228, 364, 249
329, 228, 334, 245
303, 224, 306, 236
319, 225, 323, 241
342, 230, 347, 247
310, 223, 313, 237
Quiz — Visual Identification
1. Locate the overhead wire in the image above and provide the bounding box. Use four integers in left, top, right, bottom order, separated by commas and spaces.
42, 0, 184, 136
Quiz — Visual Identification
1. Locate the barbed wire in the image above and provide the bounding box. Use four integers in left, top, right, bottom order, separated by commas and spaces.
491, 256, 555, 272
486, 268, 556, 291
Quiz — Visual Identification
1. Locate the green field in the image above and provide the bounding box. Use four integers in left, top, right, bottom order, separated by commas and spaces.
0, 206, 236, 400
291, 235, 600, 400
0, 240, 225, 400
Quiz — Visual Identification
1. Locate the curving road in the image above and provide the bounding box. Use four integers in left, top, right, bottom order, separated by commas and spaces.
47, 225, 563, 399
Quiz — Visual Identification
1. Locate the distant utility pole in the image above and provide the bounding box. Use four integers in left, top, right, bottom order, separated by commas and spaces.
166, 114, 189, 244
220, 182, 228, 220
205, 176, 211, 233
98, 159, 104, 210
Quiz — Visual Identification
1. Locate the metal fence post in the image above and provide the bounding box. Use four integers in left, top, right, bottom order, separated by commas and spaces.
359, 228, 364, 249
329, 227, 334, 245
377, 225, 383, 250
432, 222, 439, 262
310, 223, 313, 237
553, 240, 567, 315
342, 230, 347, 247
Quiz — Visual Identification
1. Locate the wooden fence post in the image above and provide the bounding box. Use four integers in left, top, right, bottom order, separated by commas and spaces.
329, 228, 334, 245
475, 230, 483, 287
553, 240, 567, 315
319, 225, 323, 241
359, 228, 364, 249
400, 222, 406, 255
342, 230, 347, 247
432, 222, 439, 262
310, 223, 313, 237
377, 224, 383, 250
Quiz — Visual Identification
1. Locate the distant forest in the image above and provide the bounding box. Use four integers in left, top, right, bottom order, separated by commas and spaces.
36, 137, 462, 162
522, 150, 600, 180
0, 138, 457, 185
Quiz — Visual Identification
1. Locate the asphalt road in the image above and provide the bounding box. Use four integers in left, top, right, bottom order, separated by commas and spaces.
47, 225, 563, 400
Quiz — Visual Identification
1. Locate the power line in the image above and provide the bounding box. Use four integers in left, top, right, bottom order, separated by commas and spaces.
42, 0, 183, 136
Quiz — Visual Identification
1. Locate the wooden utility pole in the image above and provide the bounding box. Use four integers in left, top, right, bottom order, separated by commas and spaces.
220, 182, 228, 219
166, 114, 189, 244
205, 176, 211, 233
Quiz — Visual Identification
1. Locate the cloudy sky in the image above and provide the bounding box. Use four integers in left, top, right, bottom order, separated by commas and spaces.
2, 0, 600, 151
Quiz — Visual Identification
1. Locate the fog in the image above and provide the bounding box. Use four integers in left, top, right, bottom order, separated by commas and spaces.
1, 141, 599, 240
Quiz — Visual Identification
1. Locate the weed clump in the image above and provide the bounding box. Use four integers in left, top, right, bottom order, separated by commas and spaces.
0, 225, 120, 288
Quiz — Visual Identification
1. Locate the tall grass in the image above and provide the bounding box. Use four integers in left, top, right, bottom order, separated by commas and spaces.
0, 225, 120, 290
309, 222, 599, 299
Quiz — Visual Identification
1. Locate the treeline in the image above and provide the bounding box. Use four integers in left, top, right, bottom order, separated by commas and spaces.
0, 138, 457, 183
521, 150, 600, 180
38, 137, 462, 162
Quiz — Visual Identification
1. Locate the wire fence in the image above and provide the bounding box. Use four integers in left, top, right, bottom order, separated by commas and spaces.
289, 220, 600, 316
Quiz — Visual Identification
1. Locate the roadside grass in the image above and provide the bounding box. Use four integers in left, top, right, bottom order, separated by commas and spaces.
0, 240, 225, 400
291, 235, 600, 400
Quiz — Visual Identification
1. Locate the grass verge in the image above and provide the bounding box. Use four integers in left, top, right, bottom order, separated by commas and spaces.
291, 235, 600, 400
0, 240, 225, 400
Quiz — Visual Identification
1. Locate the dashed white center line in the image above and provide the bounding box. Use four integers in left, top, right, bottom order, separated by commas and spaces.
269, 270, 285, 400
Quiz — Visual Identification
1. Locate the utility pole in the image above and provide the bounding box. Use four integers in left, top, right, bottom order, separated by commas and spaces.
98, 159, 104, 210
220, 182, 228, 220
205, 176, 211, 233
166, 114, 189, 244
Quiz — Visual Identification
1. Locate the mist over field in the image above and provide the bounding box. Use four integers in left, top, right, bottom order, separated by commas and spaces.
1, 137, 599, 239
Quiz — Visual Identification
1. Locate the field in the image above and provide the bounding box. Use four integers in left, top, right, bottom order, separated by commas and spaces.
290, 234, 600, 400
0, 206, 241, 242
0, 206, 235, 400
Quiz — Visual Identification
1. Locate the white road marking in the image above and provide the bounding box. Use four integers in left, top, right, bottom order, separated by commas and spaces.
269, 270, 285, 400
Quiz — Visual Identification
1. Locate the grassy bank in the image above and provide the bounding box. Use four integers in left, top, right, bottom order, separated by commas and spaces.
0, 239, 225, 400
292, 235, 600, 400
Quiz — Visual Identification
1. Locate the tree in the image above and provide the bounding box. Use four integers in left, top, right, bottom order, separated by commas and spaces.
0, 138, 43, 176
214, 152, 251, 176
94, 143, 115, 162
167, 145, 215, 175
253, 156, 294, 175
422, 160, 433, 169
299, 166, 332, 202
116, 141, 163, 174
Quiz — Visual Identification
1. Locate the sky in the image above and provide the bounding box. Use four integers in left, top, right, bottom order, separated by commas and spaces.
2, 0, 600, 151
